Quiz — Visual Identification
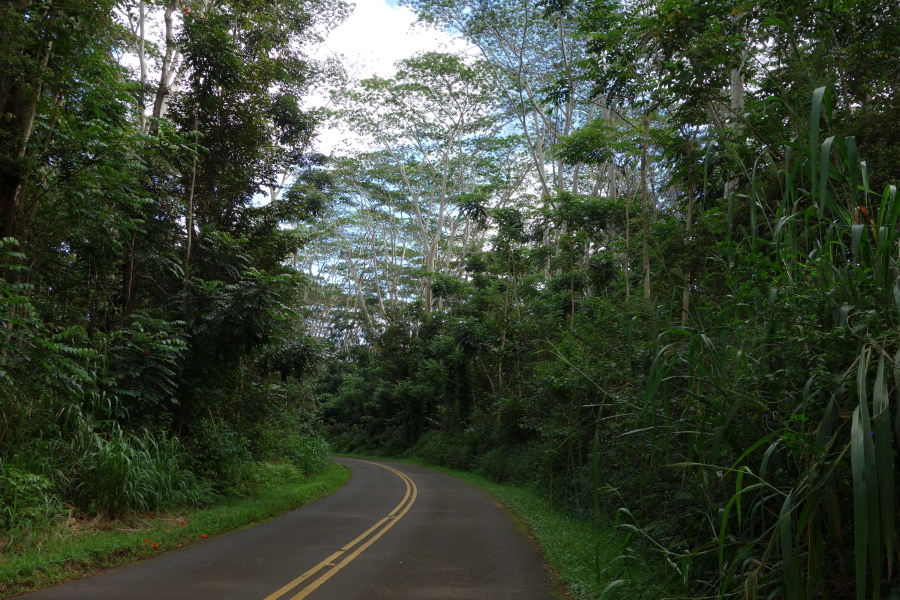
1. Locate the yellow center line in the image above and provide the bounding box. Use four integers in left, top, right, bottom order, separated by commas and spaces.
335, 466, 409, 551
261, 551, 345, 600
288, 467, 417, 600
339, 517, 390, 552
262, 460, 417, 600
382, 465, 411, 517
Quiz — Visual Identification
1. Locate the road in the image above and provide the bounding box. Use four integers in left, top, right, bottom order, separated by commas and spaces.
20, 458, 563, 599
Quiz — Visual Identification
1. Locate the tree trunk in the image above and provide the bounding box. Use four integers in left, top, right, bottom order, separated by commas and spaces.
723, 12, 745, 198
640, 113, 651, 303
121, 232, 138, 318
681, 138, 696, 325
150, 1, 182, 132
184, 106, 198, 292
0, 40, 51, 242
624, 167, 632, 302
723, 62, 745, 198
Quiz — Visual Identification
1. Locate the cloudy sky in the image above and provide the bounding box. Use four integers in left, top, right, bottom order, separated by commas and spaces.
310, 0, 466, 153
120, 0, 453, 154
317, 0, 460, 77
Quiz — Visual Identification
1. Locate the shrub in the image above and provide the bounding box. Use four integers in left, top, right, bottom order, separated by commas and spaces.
185, 418, 252, 490
283, 435, 331, 476
64, 413, 208, 515
0, 464, 61, 530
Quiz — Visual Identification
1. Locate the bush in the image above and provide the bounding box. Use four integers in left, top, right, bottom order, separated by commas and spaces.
0, 465, 61, 530
232, 461, 305, 497
63, 411, 208, 515
413, 431, 476, 470
283, 435, 331, 476
185, 418, 252, 490
474, 442, 545, 487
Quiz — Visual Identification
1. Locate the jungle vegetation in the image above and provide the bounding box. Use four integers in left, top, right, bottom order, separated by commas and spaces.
0, 0, 341, 541
2, 0, 900, 599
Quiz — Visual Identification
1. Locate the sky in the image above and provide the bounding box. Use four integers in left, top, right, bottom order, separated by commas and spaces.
316, 0, 460, 78
309, 0, 466, 154
117, 0, 459, 155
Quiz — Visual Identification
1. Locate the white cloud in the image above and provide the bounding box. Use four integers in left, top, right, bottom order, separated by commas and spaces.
309, 0, 469, 154
321, 0, 462, 78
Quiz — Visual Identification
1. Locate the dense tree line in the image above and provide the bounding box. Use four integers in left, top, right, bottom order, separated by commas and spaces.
0, 0, 343, 531
2, 0, 900, 598
304, 1, 900, 598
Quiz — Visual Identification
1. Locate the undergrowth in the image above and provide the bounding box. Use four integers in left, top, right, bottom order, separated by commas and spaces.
0, 461, 348, 597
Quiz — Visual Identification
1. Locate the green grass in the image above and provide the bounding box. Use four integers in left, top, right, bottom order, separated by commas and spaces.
0, 461, 349, 596
338, 454, 670, 599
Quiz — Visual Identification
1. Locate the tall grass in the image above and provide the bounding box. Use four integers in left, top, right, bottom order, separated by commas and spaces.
284, 435, 332, 476
65, 417, 208, 516
625, 87, 900, 599
1, 400, 208, 528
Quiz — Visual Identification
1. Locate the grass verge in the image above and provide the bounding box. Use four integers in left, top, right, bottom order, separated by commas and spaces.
0, 461, 349, 597
338, 454, 670, 600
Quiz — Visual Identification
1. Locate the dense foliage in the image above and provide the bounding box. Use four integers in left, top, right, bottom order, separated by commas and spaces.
0, 0, 342, 538
303, 1, 900, 599
3, 0, 900, 598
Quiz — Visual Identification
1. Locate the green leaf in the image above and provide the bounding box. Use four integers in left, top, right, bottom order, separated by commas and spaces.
780, 493, 800, 600
851, 405, 869, 600
873, 355, 894, 579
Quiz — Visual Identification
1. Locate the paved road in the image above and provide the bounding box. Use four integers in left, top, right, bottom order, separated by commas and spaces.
20, 459, 563, 599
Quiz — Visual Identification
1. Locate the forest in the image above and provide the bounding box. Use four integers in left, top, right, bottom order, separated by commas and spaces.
1, 0, 899, 598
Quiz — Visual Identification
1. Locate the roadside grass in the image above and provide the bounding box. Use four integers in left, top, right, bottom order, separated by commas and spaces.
0, 461, 349, 597
338, 454, 671, 600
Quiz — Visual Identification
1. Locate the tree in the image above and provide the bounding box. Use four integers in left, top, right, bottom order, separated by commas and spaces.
403, 0, 638, 235
0, 0, 122, 243
0, 0, 351, 519
333, 52, 512, 317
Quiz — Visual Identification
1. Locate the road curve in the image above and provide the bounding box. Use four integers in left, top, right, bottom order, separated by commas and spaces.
19, 458, 563, 599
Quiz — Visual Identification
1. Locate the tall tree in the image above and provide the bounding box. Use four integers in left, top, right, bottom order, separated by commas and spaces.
0, 0, 122, 242
338, 52, 510, 315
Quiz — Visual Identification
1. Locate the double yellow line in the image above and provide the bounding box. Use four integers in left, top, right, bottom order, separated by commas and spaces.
262, 460, 417, 600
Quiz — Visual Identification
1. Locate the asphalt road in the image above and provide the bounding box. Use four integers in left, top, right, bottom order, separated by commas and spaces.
20, 458, 563, 599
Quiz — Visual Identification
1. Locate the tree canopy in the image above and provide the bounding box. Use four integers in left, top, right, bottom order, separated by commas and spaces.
2, 0, 900, 598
